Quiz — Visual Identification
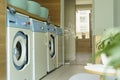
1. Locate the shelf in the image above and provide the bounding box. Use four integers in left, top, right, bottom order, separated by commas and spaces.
7, 4, 47, 22
7, 4, 60, 27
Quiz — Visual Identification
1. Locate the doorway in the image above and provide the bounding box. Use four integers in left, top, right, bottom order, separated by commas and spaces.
75, 4, 93, 65
64, 0, 93, 64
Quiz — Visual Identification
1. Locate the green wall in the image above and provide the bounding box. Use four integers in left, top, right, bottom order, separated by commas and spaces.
114, 0, 120, 27
93, 0, 114, 35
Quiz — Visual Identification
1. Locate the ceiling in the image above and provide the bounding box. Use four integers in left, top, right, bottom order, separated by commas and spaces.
76, 0, 93, 5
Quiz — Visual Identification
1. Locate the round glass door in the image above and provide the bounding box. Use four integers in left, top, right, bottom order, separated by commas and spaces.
12, 32, 28, 70
49, 34, 55, 58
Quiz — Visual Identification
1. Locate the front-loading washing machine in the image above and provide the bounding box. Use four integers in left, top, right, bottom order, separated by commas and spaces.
6, 10, 32, 80
30, 18, 47, 80
46, 24, 57, 72
56, 27, 63, 68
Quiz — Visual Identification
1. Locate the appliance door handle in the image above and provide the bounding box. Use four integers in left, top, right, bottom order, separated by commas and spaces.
9, 20, 16, 23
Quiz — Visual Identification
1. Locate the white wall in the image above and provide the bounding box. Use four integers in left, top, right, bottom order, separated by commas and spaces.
93, 0, 114, 35
92, 0, 114, 63
114, 0, 120, 27
64, 0, 76, 61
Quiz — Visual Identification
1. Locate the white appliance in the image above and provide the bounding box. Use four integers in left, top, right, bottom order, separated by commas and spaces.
30, 18, 47, 80
6, 10, 32, 80
56, 27, 63, 68
46, 24, 57, 72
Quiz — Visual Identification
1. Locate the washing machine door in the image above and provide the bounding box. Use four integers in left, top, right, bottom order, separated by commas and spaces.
12, 31, 28, 70
49, 34, 55, 58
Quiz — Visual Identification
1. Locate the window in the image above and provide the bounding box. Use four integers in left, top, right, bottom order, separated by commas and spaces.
76, 10, 91, 39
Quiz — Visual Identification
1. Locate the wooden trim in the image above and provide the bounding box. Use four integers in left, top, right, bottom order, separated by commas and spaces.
93, 35, 102, 64
0, 0, 6, 80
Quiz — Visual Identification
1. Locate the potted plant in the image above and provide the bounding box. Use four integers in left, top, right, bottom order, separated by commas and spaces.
95, 27, 120, 80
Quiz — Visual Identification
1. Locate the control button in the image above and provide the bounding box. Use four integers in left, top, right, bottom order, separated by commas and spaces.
41, 26, 44, 30
22, 22, 30, 26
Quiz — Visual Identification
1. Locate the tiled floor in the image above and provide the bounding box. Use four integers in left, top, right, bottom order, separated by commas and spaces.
42, 52, 92, 80
75, 52, 92, 65
42, 52, 116, 80
42, 65, 116, 80
41, 64, 85, 80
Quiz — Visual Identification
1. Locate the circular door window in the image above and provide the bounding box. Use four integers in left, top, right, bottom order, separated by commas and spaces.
12, 32, 28, 70
49, 34, 55, 58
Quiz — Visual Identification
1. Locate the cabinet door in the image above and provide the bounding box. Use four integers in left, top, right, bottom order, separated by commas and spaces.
93, 0, 114, 35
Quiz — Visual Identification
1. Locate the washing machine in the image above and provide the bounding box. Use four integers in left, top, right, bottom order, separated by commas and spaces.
6, 10, 32, 80
30, 18, 47, 80
46, 24, 57, 72
56, 27, 63, 68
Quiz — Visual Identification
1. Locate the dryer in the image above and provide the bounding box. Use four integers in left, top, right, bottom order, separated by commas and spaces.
56, 27, 63, 68
30, 19, 47, 80
6, 10, 32, 80
46, 24, 57, 72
